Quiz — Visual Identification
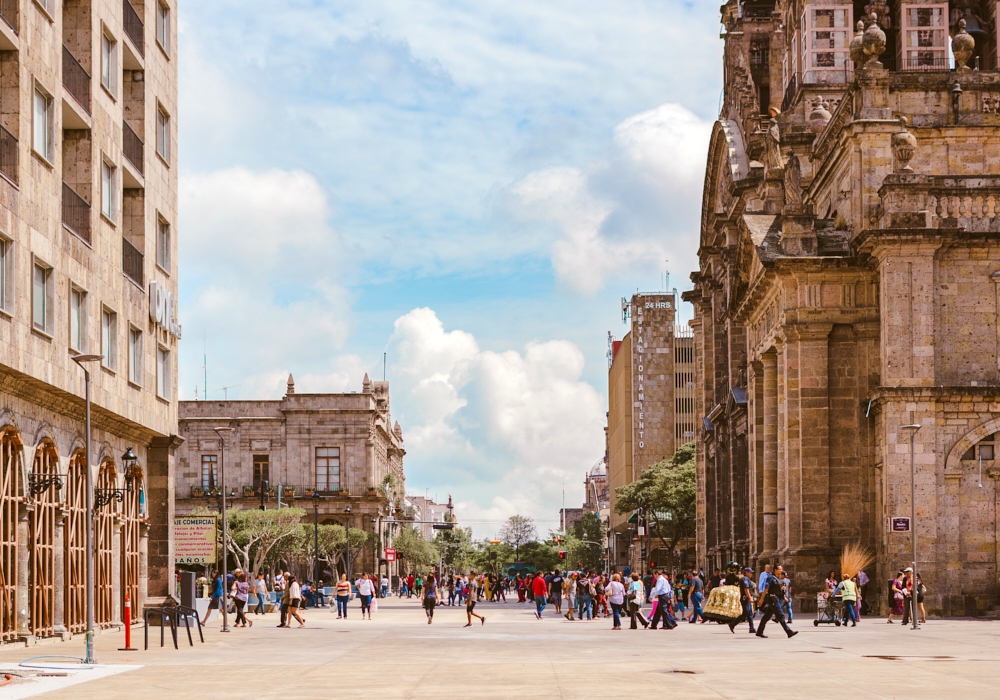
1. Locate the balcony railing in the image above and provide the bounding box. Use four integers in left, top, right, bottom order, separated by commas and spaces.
123, 0, 144, 57
122, 236, 143, 286
0, 0, 16, 33
62, 45, 92, 115
62, 182, 91, 243
123, 120, 144, 175
0, 125, 16, 184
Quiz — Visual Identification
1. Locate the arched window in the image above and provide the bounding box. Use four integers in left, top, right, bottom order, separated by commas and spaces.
0, 427, 22, 643
30, 439, 59, 638
95, 460, 117, 627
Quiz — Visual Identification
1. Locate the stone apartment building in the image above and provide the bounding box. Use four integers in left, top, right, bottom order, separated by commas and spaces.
0, 0, 179, 644
686, 0, 1000, 615
407, 494, 452, 540
607, 292, 693, 568
175, 375, 406, 577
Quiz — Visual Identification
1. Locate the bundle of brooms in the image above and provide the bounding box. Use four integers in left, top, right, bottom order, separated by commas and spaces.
840, 543, 875, 580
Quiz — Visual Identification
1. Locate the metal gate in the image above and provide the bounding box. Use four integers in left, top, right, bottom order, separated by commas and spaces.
64, 451, 87, 634
95, 460, 116, 627
29, 441, 58, 638
0, 427, 21, 643
121, 468, 142, 621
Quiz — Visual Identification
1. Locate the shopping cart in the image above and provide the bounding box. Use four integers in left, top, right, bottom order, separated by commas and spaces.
814, 592, 843, 626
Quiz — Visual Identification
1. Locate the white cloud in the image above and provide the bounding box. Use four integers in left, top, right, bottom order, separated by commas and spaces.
503, 103, 713, 294
388, 308, 605, 534
179, 168, 359, 400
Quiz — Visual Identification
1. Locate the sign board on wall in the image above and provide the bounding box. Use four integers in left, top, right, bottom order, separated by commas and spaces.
174, 515, 218, 564
149, 281, 182, 338
385, 547, 397, 562
889, 517, 911, 533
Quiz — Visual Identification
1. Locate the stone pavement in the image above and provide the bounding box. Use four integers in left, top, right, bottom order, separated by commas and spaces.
1, 597, 999, 699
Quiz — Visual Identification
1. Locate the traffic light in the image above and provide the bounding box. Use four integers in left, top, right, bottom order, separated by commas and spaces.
489, 551, 498, 561
649, 561, 656, 569
553, 537, 563, 544
558, 550, 566, 559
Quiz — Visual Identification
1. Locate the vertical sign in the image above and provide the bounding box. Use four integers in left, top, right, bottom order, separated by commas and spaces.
631, 292, 676, 476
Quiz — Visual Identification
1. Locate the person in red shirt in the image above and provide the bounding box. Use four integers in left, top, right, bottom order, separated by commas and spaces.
407, 574, 415, 599
531, 572, 549, 619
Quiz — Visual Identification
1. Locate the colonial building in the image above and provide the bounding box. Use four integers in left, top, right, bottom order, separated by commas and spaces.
607, 292, 687, 568
175, 375, 406, 576
407, 494, 453, 541
0, 0, 179, 645
686, 0, 1000, 615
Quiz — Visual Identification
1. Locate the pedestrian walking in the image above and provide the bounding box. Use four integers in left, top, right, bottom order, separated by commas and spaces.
578, 572, 594, 620
531, 571, 548, 619
648, 571, 677, 630
284, 575, 305, 628
423, 574, 437, 624
607, 573, 626, 630
887, 571, 905, 623
687, 572, 705, 623
755, 565, 798, 639
357, 573, 375, 620
381, 575, 389, 599
277, 572, 291, 627
916, 573, 927, 623
627, 572, 648, 629
335, 574, 351, 618
550, 571, 563, 614
564, 572, 577, 620
253, 573, 269, 615
728, 567, 757, 634
232, 572, 252, 627
201, 572, 223, 625
464, 587, 485, 627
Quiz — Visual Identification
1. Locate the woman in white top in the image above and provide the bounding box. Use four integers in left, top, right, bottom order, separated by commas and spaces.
356, 573, 375, 620
606, 573, 627, 630
286, 575, 305, 628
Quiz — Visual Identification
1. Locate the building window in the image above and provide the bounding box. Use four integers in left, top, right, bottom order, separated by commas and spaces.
0, 236, 10, 313
201, 454, 218, 489
101, 31, 118, 96
156, 105, 170, 163
101, 308, 117, 370
315, 447, 340, 492
801, 6, 852, 77
128, 326, 142, 385
156, 217, 170, 270
252, 455, 269, 491
156, 2, 171, 55
156, 346, 170, 399
32, 262, 52, 333
32, 86, 53, 162
70, 286, 86, 352
101, 159, 117, 221
900, 4, 948, 70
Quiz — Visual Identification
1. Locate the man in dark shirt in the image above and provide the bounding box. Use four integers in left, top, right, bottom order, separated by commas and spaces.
688, 573, 705, 622
728, 567, 757, 634
756, 565, 798, 639
550, 572, 564, 614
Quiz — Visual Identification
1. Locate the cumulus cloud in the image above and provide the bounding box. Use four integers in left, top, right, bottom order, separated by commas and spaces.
502, 103, 713, 294
179, 168, 360, 400
388, 308, 606, 533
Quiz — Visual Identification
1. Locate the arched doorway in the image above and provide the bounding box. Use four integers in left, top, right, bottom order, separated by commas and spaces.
30, 440, 59, 638
64, 450, 87, 634
0, 427, 22, 643
121, 466, 144, 620
95, 460, 117, 627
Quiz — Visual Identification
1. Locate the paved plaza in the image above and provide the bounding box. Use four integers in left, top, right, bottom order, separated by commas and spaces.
1, 598, 999, 699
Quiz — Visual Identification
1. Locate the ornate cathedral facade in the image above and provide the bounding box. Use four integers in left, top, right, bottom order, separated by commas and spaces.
685, 0, 1000, 615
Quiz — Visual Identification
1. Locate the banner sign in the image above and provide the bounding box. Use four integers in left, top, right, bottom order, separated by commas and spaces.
174, 515, 218, 564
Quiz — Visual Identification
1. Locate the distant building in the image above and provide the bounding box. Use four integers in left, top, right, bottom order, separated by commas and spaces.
583, 459, 609, 514
176, 374, 405, 579
407, 495, 454, 540
560, 508, 583, 533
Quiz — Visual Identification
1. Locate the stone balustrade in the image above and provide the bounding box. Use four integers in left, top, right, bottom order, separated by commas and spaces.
878, 174, 1000, 232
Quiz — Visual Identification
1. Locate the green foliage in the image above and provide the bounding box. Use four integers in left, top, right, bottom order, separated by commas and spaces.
394, 526, 438, 572
518, 540, 561, 572
470, 541, 514, 576
498, 515, 536, 558
434, 526, 474, 571
613, 441, 696, 560
192, 506, 306, 579
567, 512, 604, 571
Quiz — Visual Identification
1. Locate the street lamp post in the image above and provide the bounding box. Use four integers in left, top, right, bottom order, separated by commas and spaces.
902, 423, 922, 631
71, 353, 103, 665
214, 426, 235, 633
312, 492, 321, 589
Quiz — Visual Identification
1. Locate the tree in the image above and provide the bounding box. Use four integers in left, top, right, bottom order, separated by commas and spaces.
498, 515, 537, 560
434, 526, 474, 572
292, 523, 370, 581
613, 441, 696, 564
196, 506, 306, 580
394, 526, 438, 573
569, 512, 604, 571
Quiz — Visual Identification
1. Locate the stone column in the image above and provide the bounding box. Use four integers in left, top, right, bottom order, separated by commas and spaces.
112, 515, 123, 626
139, 520, 150, 610
748, 360, 764, 560
762, 349, 779, 558
16, 502, 31, 639
776, 336, 789, 553
145, 436, 183, 610
54, 507, 67, 636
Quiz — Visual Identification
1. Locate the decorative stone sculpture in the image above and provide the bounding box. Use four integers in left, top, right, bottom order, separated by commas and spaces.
891, 117, 917, 172
862, 13, 886, 68
809, 99, 833, 135
952, 19, 976, 72
850, 21, 866, 67
764, 112, 783, 170
784, 152, 803, 204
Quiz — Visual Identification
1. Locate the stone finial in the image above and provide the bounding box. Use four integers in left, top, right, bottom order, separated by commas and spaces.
808, 99, 832, 135
286, 374, 295, 395
393, 421, 402, 439
891, 117, 917, 172
362, 373, 372, 393
862, 13, 886, 68
850, 21, 866, 67
952, 19, 975, 73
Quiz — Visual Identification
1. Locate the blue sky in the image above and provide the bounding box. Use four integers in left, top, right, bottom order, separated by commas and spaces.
178, 0, 722, 534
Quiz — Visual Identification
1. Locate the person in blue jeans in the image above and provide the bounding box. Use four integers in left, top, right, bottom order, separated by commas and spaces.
531, 572, 548, 618
201, 572, 224, 625
578, 574, 594, 620
688, 573, 705, 623
780, 571, 793, 622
